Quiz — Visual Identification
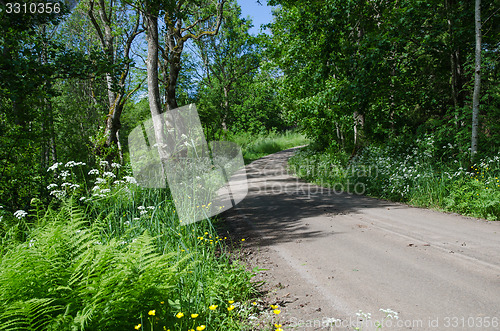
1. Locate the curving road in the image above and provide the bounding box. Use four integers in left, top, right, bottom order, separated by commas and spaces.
223, 147, 500, 330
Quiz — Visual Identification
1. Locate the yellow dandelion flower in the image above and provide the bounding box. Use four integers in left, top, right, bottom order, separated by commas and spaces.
196, 326, 206, 331
176, 312, 184, 318
273, 309, 281, 315
204, 232, 208, 235
276, 328, 283, 331
134, 324, 141, 330
228, 300, 234, 304
209, 305, 218, 310
227, 305, 235, 311
148, 310, 155, 316
275, 324, 282, 328
191, 313, 199, 318
270, 305, 278, 309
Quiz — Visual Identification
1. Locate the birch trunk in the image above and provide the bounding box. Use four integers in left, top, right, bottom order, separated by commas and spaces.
471, 0, 481, 162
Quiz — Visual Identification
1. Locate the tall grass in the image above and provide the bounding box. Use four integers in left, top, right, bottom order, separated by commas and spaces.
229, 130, 309, 164
289, 139, 500, 221
0, 161, 261, 330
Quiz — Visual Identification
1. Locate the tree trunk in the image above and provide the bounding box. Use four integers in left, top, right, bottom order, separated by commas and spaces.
146, 14, 162, 119
471, 0, 481, 162
145, 12, 170, 165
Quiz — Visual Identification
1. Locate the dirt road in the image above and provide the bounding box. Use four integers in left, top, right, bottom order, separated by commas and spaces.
223, 148, 500, 330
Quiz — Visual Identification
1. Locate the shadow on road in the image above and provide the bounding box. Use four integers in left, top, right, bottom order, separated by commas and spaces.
221, 148, 394, 248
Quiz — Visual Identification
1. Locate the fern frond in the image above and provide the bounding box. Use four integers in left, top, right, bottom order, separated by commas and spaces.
0, 298, 62, 331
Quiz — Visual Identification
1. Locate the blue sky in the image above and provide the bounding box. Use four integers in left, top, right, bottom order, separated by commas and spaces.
237, 0, 276, 35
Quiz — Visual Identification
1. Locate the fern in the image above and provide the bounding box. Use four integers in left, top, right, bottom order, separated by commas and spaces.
0, 298, 62, 331
0, 200, 190, 330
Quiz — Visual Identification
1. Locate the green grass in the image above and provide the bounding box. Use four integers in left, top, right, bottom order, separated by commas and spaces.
289, 143, 500, 221
229, 130, 310, 164
0, 162, 264, 331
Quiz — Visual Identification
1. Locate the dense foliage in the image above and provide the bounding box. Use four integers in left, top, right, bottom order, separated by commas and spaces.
1, 0, 499, 328
269, 0, 500, 160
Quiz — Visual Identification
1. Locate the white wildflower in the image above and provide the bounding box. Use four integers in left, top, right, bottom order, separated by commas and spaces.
70, 184, 80, 189
95, 178, 106, 184
14, 210, 28, 219
65, 161, 77, 167
147, 206, 155, 210
50, 190, 66, 199
111, 162, 121, 168
47, 162, 62, 172
140, 210, 148, 215
88, 169, 99, 175
124, 176, 137, 184
103, 172, 116, 178
99, 160, 109, 167
137, 206, 146, 210
47, 183, 58, 190
100, 189, 111, 194
59, 170, 70, 179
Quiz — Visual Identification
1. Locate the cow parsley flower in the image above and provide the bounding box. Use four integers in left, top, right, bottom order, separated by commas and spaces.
14, 210, 28, 219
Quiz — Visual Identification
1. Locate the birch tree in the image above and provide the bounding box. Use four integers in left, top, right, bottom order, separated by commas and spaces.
471, 0, 481, 161
87, 0, 143, 162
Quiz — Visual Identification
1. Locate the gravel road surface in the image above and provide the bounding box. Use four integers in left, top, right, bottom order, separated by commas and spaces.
223, 148, 500, 330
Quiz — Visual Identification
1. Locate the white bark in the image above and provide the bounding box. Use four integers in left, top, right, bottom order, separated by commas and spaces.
471, 0, 481, 162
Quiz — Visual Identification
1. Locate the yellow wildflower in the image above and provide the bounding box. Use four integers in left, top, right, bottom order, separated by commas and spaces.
148, 310, 155, 316
209, 305, 218, 310
191, 313, 199, 318
227, 305, 235, 311
176, 312, 184, 318
134, 324, 141, 330
270, 304, 278, 309
228, 300, 234, 304
273, 309, 281, 315
196, 326, 206, 331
